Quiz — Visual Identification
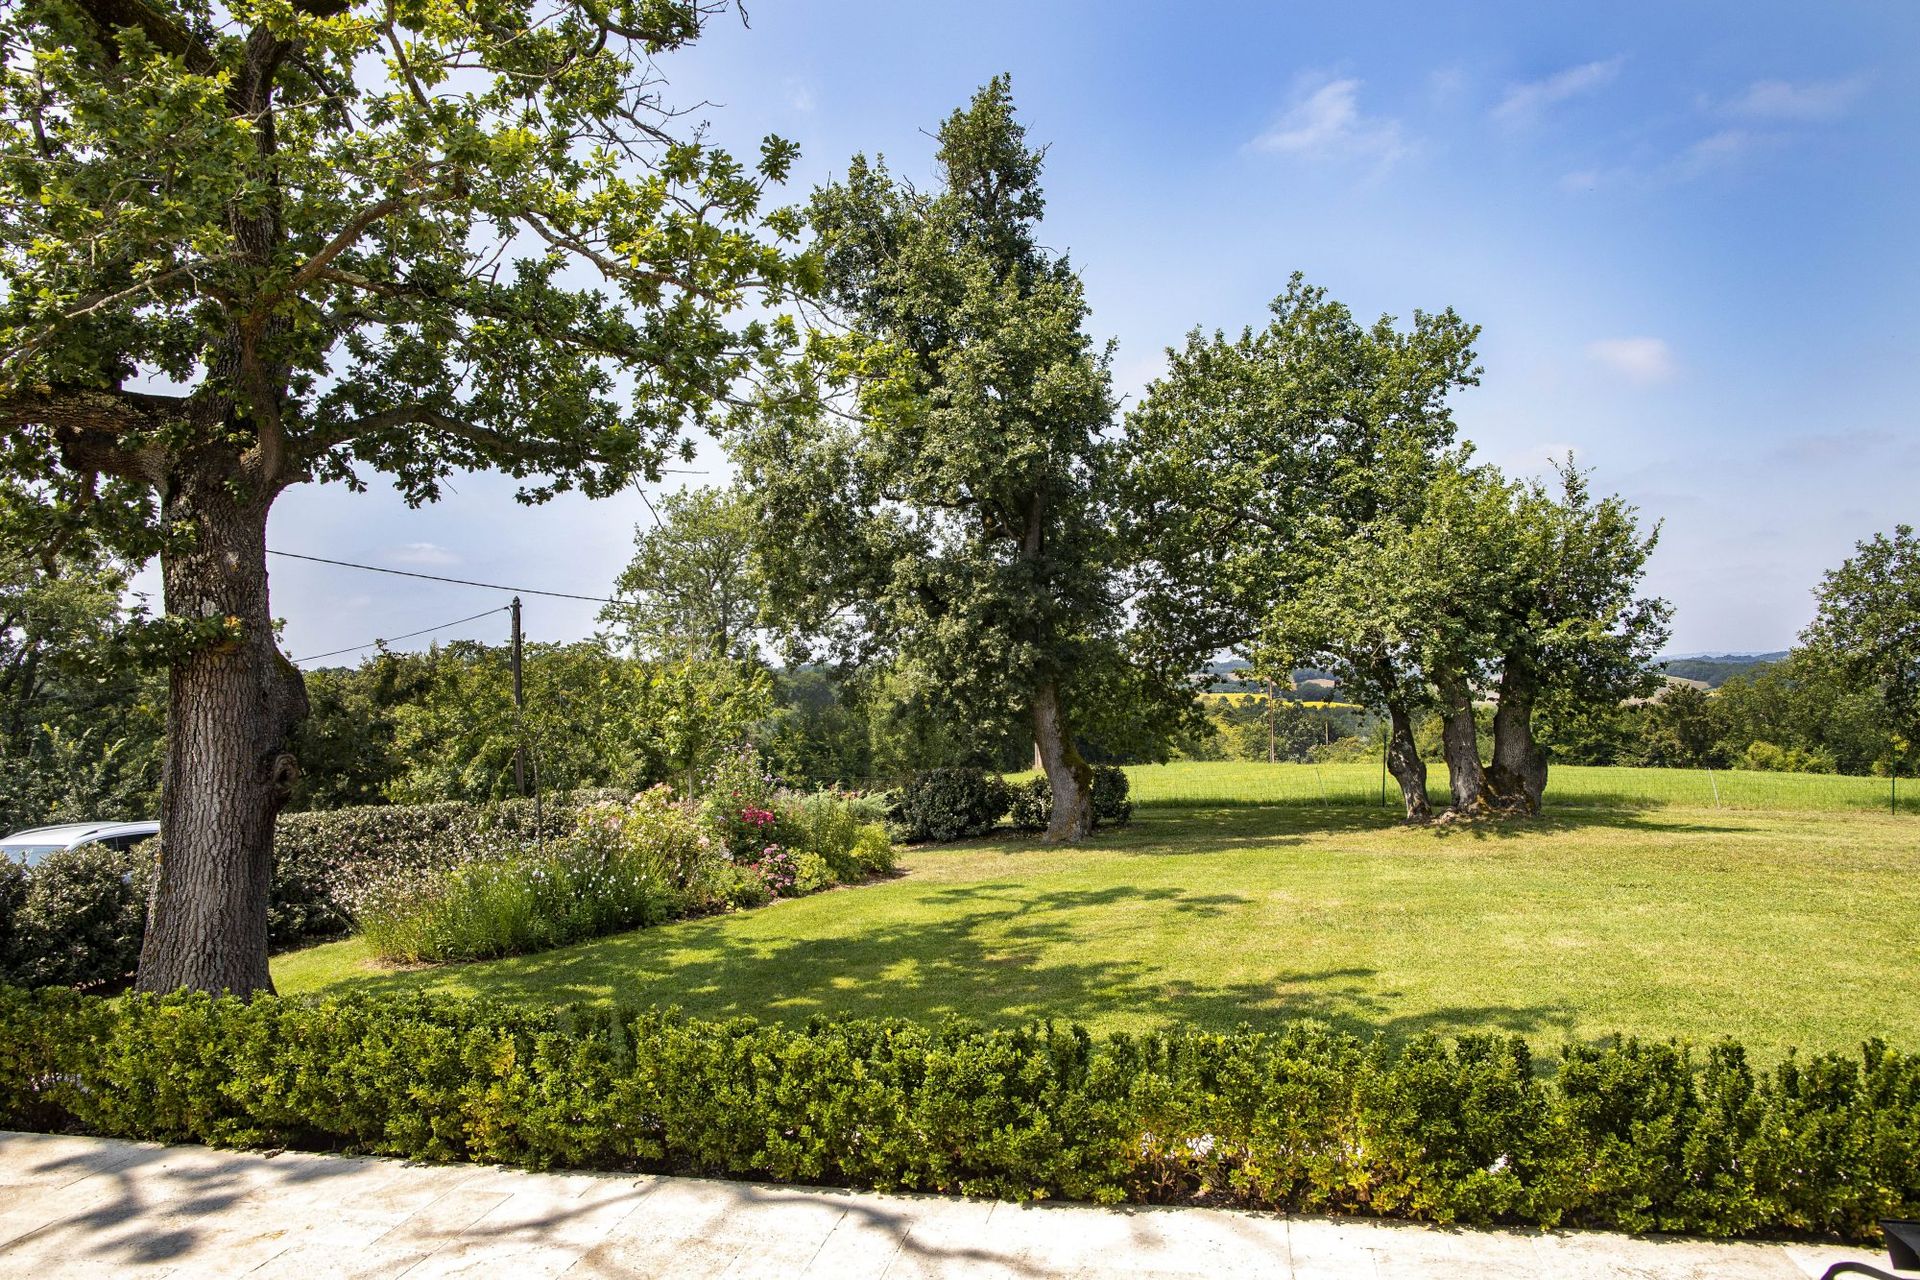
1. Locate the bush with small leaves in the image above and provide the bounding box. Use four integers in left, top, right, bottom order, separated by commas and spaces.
887, 768, 1010, 843
1091, 766, 1133, 827
0, 988, 1912, 1240
1, 842, 153, 988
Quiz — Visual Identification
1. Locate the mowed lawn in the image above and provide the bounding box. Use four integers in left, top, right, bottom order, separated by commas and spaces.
275, 764, 1920, 1059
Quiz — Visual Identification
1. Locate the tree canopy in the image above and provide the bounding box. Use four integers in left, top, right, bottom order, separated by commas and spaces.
0, 0, 805, 993
739, 77, 1161, 840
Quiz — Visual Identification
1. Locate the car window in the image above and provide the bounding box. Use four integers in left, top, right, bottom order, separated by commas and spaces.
1, 843, 64, 868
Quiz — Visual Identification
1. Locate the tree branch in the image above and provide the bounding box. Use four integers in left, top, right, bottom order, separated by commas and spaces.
0, 386, 178, 483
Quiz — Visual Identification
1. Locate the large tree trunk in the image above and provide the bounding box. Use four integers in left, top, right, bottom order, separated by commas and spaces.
1385, 700, 1431, 820
1487, 662, 1547, 816
136, 463, 306, 996
1434, 670, 1490, 817
1032, 680, 1092, 843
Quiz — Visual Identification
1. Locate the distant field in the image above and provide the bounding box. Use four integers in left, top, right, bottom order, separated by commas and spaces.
1115, 760, 1914, 814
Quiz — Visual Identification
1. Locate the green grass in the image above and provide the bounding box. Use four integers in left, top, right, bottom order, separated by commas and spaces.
1119, 759, 1915, 813
276, 763, 1920, 1059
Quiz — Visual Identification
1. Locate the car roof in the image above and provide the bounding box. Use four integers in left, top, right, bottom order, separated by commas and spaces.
1, 820, 160, 844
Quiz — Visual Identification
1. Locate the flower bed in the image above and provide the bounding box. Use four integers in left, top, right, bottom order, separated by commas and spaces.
349, 750, 896, 964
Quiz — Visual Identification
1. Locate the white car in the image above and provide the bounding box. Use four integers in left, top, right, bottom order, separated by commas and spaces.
0, 821, 161, 869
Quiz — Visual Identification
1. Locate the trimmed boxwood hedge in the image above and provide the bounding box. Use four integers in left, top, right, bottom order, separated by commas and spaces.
1, 985, 1913, 1241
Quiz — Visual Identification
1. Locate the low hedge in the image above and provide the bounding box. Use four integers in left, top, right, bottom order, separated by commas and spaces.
268, 793, 606, 945
1, 985, 1913, 1240
886, 768, 1009, 843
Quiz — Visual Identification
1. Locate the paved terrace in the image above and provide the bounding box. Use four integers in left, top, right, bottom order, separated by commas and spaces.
0, 1130, 1887, 1278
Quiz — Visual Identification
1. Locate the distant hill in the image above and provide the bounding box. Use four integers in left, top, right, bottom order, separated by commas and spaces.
1203, 659, 1338, 695
1657, 652, 1789, 688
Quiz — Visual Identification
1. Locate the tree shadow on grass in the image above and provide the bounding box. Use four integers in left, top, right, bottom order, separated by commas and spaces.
316, 875, 1580, 1054
957, 804, 1756, 857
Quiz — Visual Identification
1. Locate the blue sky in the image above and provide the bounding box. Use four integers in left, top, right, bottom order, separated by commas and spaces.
255, 1, 1920, 665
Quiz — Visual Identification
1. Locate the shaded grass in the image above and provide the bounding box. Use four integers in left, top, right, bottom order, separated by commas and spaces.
275, 794, 1920, 1060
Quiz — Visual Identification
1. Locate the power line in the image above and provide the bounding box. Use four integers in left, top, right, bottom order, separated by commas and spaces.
268, 549, 617, 603
291, 605, 510, 664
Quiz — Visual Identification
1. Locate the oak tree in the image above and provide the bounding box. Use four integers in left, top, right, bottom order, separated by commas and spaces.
0, 0, 802, 992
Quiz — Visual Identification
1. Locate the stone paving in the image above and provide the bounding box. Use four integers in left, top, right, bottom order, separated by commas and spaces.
0, 1130, 1889, 1278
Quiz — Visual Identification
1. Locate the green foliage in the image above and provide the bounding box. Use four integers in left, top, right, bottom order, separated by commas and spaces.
602, 487, 762, 661
887, 768, 1011, 843
1179, 695, 1368, 764
777, 789, 893, 881
353, 790, 710, 964
1006, 776, 1051, 831
1, 987, 1914, 1239
699, 745, 783, 860
339, 767, 899, 964
1123, 274, 1482, 712
1635, 685, 1725, 769
268, 793, 590, 944
741, 79, 1185, 830
1009, 767, 1129, 830
1804, 525, 1920, 753
0, 840, 153, 988
761, 667, 878, 786
0, 497, 163, 833
1, 0, 804, 512
382, 640, 772, 805
1091, 765, 1132, 827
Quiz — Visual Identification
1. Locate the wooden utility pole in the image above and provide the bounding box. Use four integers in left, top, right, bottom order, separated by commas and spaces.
510, 596, 526, 797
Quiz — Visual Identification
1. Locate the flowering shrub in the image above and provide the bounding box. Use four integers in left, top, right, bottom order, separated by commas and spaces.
702, 746, 783, 861
737, 843, 797, 897
345, 748, 903, 964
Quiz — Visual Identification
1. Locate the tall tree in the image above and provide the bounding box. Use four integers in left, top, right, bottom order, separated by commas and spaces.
742, 77, 1134, 841
1803, 524, 1920, 784
1123, 277, 1482, 819
602, 486, 760, 661
1484, 464, 1669, 815
0, 0, 801, 992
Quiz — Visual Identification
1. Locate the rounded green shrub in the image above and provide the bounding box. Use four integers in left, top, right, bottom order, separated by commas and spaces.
886, 768, 1010, 843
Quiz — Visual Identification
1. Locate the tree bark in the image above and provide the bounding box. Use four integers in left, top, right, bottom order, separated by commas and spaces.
1031, 680, 1092, 843
1486, 662, 1547, 816
136, 461, 306, 995
1385, 700, 1431, 820
1434, 670, 1490, 817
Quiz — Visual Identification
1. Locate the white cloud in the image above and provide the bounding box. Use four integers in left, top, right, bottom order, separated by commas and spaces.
1492, 57, 1624, 125
784, 78, 816, 114
1721, 75, 1868, 122
1678, 128, 1769, 173
389, 541, 460, 567
1561, 128, 1783, 191
1586, 337, 1677, 385
1427, 66, 1468, 104
1250, 76, 1405, 166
